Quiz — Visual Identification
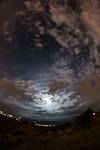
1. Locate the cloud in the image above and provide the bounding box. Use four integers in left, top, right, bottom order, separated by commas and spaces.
0, 79, 31, 101
24, 0, 45, 12
81, 0, 100, 44
0, 0, 100, 120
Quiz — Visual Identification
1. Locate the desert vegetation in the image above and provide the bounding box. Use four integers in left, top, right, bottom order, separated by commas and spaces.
0, 109, 100, 150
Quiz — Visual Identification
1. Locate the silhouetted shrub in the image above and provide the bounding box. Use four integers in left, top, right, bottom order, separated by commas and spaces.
75, 108, 95, 128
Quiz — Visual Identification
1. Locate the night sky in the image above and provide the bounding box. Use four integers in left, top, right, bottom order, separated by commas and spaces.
0, 0, 100, 122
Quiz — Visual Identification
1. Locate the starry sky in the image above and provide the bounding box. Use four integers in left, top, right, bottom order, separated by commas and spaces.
0, 0, 100, 122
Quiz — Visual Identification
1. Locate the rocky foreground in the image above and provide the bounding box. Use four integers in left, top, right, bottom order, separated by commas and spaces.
0, 111, 100, 150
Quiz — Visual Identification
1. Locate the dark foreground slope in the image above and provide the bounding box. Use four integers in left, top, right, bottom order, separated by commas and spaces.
0, 112, 100, 150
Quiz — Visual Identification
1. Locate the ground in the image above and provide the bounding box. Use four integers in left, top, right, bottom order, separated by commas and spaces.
0, 112, 100, 150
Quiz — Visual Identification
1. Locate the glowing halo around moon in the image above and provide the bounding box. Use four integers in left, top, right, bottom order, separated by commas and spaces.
28, 83, 78, 114
1, 77, 99, 121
